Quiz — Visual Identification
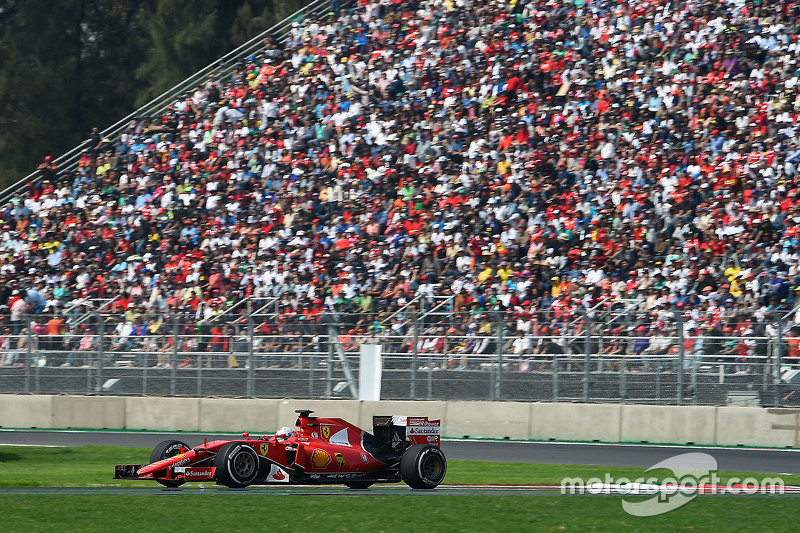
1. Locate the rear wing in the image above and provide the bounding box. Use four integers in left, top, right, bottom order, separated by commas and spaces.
372, 415, 441, 447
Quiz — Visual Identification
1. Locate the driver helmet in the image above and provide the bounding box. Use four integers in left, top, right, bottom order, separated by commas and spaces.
275, 426, 295, 441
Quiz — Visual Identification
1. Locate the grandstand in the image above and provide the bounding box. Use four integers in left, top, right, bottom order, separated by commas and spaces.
2, 0, 800, 406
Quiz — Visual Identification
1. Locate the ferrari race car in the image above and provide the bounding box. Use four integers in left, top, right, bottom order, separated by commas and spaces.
115, 410, 446, 489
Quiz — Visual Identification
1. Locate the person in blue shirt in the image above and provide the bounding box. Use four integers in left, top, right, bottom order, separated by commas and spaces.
26, 283, 47, 314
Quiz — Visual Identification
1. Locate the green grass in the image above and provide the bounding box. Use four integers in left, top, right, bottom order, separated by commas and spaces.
1, 446, 800, 532
1, 495, 799, 533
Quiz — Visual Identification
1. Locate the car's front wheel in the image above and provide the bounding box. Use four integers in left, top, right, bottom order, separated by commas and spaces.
150, 440, 190, 488
214, 443, 259, 488
400, 444, 447, 489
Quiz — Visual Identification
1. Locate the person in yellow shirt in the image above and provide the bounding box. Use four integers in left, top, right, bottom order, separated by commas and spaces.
497, 156, 511, 176
729, 273, 743, 297
551, 275, 570, 298
723, 265, 741, 282
496, 262, 513, 283
96, 154, 112, 177
478, 265, 494, 283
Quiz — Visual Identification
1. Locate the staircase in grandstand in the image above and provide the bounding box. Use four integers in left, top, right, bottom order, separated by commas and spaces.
0, 0, 333, 207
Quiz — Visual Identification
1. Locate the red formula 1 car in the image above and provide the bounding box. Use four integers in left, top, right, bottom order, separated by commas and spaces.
114, 410, 446, 489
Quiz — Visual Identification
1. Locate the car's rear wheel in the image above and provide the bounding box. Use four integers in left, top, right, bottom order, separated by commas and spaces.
150, 440, 190, 488
345, 481, 374, 489
214, 443, 259, 488
400, 444, 446, 489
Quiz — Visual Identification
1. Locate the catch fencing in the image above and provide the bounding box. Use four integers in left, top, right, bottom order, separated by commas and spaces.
2, 307, 799, 407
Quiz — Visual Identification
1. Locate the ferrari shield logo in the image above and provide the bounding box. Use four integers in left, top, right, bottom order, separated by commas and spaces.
322, 426, 331, 439
259, 443, 269, 456
335, 453, 345, 467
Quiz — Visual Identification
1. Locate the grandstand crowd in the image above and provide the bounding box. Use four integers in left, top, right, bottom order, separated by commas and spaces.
3, 0, 800, 367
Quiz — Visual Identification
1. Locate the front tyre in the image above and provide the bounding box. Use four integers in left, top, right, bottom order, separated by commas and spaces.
400, 444, 447, 489
214, 443, 259, 488
150, 440, 190, 488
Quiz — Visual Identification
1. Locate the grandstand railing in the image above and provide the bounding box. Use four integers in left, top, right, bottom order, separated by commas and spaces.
197, 296, 253, 327
65, 296, 121, 328
3, 310, 799, 406
0, 0, 334, 206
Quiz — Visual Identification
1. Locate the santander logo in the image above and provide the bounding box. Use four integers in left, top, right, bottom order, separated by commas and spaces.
272, 469, 286, 480
185, 469, 213, 477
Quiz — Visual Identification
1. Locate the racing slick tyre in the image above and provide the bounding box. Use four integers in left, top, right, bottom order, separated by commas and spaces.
150, 440, 190, 488
400, 444, 447, 489
345, 481, 374, 489
214, 443, 259, 488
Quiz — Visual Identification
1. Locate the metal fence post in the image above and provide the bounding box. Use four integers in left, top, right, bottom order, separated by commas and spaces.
171, 314, 178, 396
691, 329, 698, 405
24, 315, 32, 394
326, 322, 334, 399
677, 313, 685, 406
85, 326, 92, 394
142, 318, 149, 395
495, 310, 504, 401
411, 312, 419, 400
776, 319, 784, 407
247, 305, 255, 399
426, 311, 434, 400
196, 319, 203, 398
96, 313, 104, 393
619, 356, 626, 401
552, 351, 559, 401
583, 311, 591, 402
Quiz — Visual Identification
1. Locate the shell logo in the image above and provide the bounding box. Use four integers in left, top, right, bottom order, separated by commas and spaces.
310, 448, 332, 468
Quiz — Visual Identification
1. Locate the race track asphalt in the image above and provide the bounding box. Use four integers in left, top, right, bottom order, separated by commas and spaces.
1, 429, 798, 474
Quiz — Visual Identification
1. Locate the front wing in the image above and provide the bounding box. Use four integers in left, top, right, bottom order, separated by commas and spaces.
114, 464, 217, 482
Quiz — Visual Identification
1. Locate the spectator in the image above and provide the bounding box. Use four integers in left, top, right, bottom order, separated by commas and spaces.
64, 325, 95, 367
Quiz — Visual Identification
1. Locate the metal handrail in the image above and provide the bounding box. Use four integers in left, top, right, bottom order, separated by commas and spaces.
0, 0, 333, 206
414, 295, 454, 328
70, 295, 122, 327
198, 296, 253, 326
249, 295, 282, 317
380, 294, 422, 325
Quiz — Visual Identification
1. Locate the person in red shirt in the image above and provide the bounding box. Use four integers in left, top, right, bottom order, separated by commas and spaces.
210, 325, 229, 368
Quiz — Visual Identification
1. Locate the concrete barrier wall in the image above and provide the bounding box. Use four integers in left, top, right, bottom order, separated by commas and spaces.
445, 401, 531, 440
0, 395, 53, 428
125, 397, 201, 431
716, 407, 797, 448
1, 395, 799, 448
199, 398, 280, 434
620, 405, 718, 445
530, 403, 622, 442
52, 396, 126, 430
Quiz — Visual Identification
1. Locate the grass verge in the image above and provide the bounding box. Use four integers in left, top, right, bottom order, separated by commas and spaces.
2, 494, 800, 533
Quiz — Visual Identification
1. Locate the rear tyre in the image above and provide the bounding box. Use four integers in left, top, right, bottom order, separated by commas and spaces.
150, 440, 190, 488
214, 443, 259, 488
400, 444, 446, 489
345, 481, 374, 489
